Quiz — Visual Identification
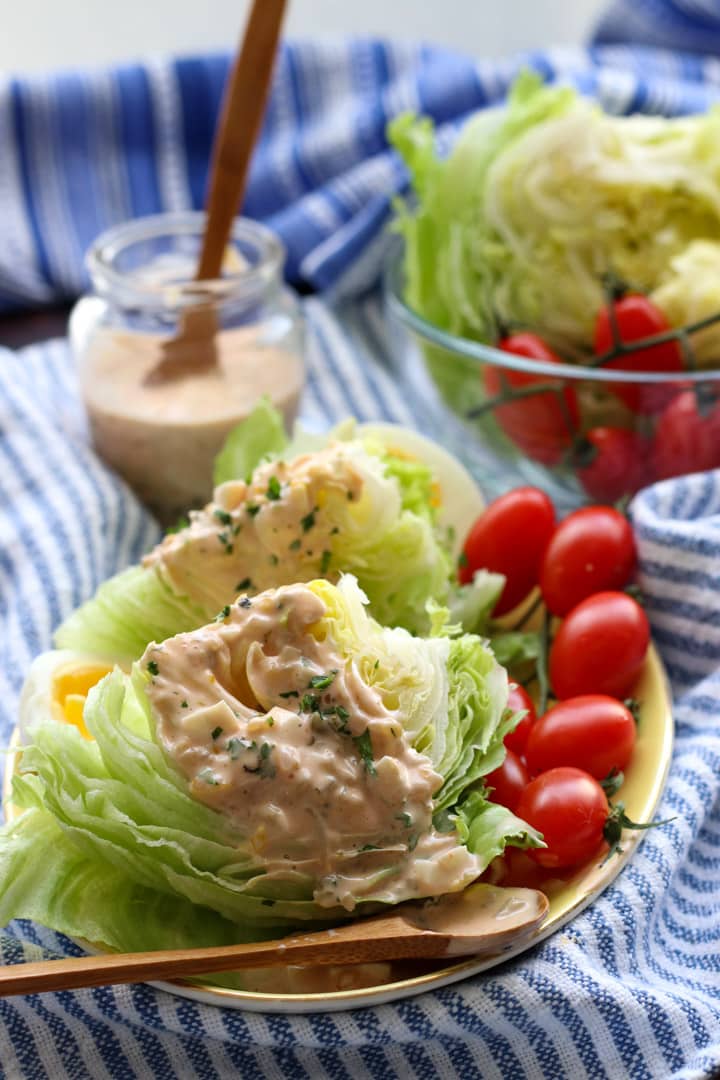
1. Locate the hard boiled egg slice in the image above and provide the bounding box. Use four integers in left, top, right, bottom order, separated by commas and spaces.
357, 422, 485, 557
19, 651, 114, 744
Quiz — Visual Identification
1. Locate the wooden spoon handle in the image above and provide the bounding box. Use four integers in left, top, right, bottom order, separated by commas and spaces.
196, 0, 288, 282
0, 916, 446, 998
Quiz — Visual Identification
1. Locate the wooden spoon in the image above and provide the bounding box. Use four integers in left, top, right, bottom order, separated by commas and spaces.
0, 884, 548, 997
145, 0, 288, 385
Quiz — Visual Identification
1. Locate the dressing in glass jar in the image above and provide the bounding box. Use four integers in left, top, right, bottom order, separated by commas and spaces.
70, 212, 304, 524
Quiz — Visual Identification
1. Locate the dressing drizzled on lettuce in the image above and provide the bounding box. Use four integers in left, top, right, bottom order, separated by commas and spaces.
390, 71, 720, 358
55, 402, 460, 663
0, 577, 541, 953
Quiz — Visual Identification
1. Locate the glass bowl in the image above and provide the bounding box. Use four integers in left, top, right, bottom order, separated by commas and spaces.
383, 244, 720, 509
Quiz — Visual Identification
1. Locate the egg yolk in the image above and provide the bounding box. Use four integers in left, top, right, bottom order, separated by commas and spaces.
52, 665, 113, 739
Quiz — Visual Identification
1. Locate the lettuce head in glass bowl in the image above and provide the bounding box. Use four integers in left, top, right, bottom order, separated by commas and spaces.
384, 72, 720, 506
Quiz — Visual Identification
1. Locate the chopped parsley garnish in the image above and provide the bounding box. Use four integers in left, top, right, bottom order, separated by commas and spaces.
181, 700, 188, 709
353, 730, 376, 777
211, 726, 223, 740
261, 899, 276, 907
217, 530, 234, 553
267, 716, 275, 727
330, 526, 340, 536
457, 551, 468, 569
246, 504, 261, 518
213, 508, 233, 526
300, 508, 317, 533
266, 476, 282, 501
147, 660, 159, 677
236, 578, 253, 591
279, 689, 299, 699
301, 693, 321, 713
243, 742, 276, 779
408, 833, 419, 852
319, 549, 331, 574
373, 659, 380, 670
396, 812, 412, 828
269, 553, 279, 566
197, 768, 219, 786
215, 605, 231, 621
321, 704, 350, 733
359, 844, 381, 852
308, 670, 337, 691
347, 491, 354, 501
289, 538, 302, 551
227, 737, 256, 760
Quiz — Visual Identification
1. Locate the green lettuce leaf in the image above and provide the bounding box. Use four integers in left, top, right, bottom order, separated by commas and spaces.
213, 397, 289, 487
54, 566, 206, 664
454, 789, 540, 861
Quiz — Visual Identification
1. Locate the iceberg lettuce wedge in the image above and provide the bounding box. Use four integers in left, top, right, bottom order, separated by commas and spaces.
55, 404, 478, 663
3, 577, 541, 953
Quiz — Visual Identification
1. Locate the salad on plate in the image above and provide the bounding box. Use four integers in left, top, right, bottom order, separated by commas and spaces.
0, 407, 664, 983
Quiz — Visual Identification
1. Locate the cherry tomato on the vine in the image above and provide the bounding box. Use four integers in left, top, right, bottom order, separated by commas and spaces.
549, 591, 650, 700
573, 427, 650, 504
517, 767, 610, 869
484, 333, 580, 465
652, 389, 720, 481
458, 486, 556, 615
540, 506, 637, 617
594, 295, 684, 414
525, 695, 637, 779
504, 684, 538, 756
485, 750, 528, 814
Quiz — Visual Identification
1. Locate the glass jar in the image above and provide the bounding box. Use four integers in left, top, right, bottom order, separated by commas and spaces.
70, 212, 304, 524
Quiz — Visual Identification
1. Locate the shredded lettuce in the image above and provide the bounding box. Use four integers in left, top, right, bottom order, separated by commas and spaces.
390, 70, 720, 355
3, 578, 541, 952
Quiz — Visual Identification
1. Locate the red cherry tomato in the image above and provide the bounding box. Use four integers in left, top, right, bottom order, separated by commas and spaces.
549, 591, 650, 700
525, 695, 636, 779
652, 389, 720, 481
484, 333, 580, 465
540, 506, 637, 617
504, 684, 538, 756
517, 767, 609, 869
574, 427, 650, 504
458, 486, 556, 615
594, 295, 684, 414
485, 750, 529, 814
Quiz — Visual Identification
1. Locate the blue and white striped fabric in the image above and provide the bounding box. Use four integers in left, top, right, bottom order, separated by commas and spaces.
0, 32, 719, 1080
5, 38, 720, 315
594, 0, 720, 55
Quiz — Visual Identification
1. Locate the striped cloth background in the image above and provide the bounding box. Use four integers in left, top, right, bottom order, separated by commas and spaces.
0, 28, 719, 1080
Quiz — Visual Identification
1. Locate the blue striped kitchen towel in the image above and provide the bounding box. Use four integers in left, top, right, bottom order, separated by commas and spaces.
0, 31, 719, 1080
4, 36, 720, 316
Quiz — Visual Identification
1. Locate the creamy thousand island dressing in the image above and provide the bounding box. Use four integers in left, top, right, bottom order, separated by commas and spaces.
144, 443, 370, 616
81, 327, 304, 522
142, 583, 484, 910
